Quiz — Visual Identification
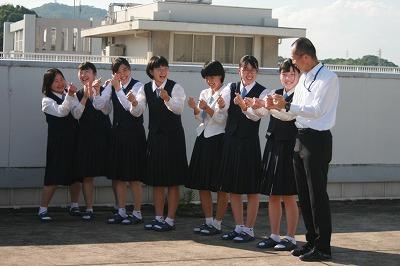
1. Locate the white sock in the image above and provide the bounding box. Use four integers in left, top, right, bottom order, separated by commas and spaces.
70, 202, 79, 209
234, 224, 244, 233
38, 207, 47, 215
213, 219, 222, 230
270, 233, 281, 242
86, 208, 93, 213
155, 216, 164, 222
243, 227, 254, 237
132, 210, 142, 219
118, 208, 127, 218
205, 217, 213, 226
284, 235, 296, 244
165, 217, 174, 226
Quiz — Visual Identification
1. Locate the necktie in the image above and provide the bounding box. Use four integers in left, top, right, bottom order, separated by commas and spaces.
156, 88, 161, 98
201, 96, 214, 122
61, 94, 65, 101
283, 92, 288, 100
241, 87, 247, 98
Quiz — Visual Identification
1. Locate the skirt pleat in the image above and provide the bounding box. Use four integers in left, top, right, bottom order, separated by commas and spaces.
260, 136, 297, 195
144, 128, 188, 186
186, 133, 224, 191
218, 135, 262, 194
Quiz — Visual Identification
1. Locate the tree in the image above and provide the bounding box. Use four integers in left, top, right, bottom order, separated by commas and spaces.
321, 55, 398, 67
0, 4, 37, 51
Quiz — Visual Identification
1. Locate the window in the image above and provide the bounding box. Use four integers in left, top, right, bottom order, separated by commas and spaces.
50, 28, 56, 51
173, 33, 253, 64
14, 30, 23, 51
73, 28, 78, 52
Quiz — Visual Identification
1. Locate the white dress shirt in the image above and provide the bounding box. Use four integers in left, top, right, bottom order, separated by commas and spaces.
221, 81, 269, 122
131, 79, 186, 116
41, 92, 74, 117
92, 78, 142, 116
194, 86, 227, 137
286, 63, 339, 130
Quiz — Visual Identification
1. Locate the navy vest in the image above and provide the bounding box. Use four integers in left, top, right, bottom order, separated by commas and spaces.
225, 82, 265, 138
44, 92, 78, 137
76, 87, 111, 130
266, 88, 298, 140
111, 79, 144, 129
144, 79, 182, 133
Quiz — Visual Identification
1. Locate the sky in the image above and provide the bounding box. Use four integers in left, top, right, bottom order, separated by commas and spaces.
1, 0, 399, 65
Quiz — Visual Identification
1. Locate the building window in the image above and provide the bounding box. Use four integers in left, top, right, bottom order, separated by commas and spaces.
14, 30, 23, 52
73, 28, 78, 52
50, 28, 56, 51
173, 33, 253, 64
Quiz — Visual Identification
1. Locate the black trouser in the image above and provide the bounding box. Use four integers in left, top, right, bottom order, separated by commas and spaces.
293, 128, 332, 254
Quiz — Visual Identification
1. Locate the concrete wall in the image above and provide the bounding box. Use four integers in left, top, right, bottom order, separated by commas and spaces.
0, 60, 399, 207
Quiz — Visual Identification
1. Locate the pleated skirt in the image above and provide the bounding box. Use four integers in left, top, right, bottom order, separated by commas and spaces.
144, 128, 188, 186
186, 133, 224, 191
76, 126, 111, 178
44, 134, 80, 186
218, 135, 262, 194
260, 136, 297, 195
108, 126, 146, 181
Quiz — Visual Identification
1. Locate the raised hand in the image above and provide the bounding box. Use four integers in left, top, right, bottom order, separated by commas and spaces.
217, 94, 225, 109
111, 74, 121, 91
126, 90, 138, 106
271, 94, 286, 109
92, 77, 102, 96
252, 98, 265, 109
188, 97, 197, 109
159, 88, 170, 102
67, 83, 77, 96
243, 97, 254, 108
198, 99, 208, 110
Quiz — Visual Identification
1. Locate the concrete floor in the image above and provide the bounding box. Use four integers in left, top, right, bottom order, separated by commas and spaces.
0, 200, 399, 265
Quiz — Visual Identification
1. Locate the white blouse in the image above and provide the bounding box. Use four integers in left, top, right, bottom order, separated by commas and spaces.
41, 92, 74, 117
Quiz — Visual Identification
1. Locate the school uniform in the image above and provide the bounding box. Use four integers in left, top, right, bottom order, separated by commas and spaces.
186, 87, 227, 192
260, 88, 297, 195
137, 79, 187, 186
72, 87, 112, 178
107, 78, 147, 181
218, 81, 267, 194
42, 91, 79, 186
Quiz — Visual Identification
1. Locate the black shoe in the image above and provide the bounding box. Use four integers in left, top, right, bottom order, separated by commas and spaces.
153, 220, 175, 232
291, 242, 313, 257
38, 211, 52, 222
257, 237, 279, 249
221, 230, 240, 240
200, 225, 222, 236
299, 248, 332, 262
107, 213, 125, 224
123, 214, 143, 225
81, 211, 94, 221
274, 238, 297, 251
193, 223, 209, 234
144, 219, 158, 230
68, 207, 81, 217
233, 232, 255, 243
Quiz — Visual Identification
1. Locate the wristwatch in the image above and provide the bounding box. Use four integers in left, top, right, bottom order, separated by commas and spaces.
284, 102, 291, 112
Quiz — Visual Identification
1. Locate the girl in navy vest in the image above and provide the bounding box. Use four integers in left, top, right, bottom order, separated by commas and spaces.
250, 59, 300, 251
186, 61, 229, 235
219, 55, 270, 242
92, 57, 145, 225
132, 56, 187, 231
71, 62, 112, 221
38, 68, 81, 222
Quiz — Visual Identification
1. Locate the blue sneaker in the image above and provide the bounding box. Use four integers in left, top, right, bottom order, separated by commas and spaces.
38, 211, 52, 222
153, 220, 175, 232
68, 207, 81, 217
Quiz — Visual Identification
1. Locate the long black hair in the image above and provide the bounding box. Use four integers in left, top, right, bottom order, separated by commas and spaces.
41, 68, 65, 96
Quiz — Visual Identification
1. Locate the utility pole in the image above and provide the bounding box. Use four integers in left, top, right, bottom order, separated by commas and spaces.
378, 48, 382, 66
73, 0, 75, 18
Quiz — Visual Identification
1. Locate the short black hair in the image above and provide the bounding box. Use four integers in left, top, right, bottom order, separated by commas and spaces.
146, 55, 169, 79
292, 37, 317, 60
111, 57, 131, 74
201, 60, 225, 83
279, 58, 300, 73
239, 55, 259, 70
78, 61, 97, 74
42, 68, 65, 96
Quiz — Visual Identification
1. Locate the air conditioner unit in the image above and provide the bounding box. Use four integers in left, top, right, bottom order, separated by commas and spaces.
104, 44, 125, 56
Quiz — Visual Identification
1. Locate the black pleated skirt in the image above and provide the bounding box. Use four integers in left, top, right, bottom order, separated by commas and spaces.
44, 134, 80, 186
186, 133, 224, 191
218, 135, 262, 194
144, 128, 188, 186
260, 136, 297, 195
108, 126, 146, 181
76, 126, 111, 178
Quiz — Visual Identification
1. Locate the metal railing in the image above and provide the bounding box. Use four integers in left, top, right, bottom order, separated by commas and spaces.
1, 52, 399, 74
0, 51, 148, 65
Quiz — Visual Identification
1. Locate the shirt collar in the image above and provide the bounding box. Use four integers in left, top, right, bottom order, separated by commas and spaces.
121, 77, 132, 89
307, 62, 323, 76
208, 85, 224, 99
152, 79, 167, 92
53, 91, 64, 99
283, 87, 295, 97
240, 81, 256, 92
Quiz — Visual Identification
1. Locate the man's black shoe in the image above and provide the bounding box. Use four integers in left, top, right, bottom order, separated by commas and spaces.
291, 242, 313, 257
299, 248, 332, 262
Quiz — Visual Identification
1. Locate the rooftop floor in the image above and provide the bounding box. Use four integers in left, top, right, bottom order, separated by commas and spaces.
0, 200, 399, 265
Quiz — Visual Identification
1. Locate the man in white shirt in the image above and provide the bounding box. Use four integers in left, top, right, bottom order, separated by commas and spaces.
270, 37, 339, 262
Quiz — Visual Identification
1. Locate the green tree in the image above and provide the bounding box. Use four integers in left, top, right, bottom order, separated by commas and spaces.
321, 55, 398, 67
0, 4, 37, 51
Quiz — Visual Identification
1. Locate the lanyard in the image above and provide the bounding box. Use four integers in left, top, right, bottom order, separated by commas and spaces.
303, 64, 324, 92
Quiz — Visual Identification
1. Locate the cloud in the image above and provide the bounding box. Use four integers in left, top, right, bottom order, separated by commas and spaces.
275, 0, 400, 65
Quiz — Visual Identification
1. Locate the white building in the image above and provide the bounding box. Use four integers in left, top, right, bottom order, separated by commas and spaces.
3, 14, 102, 55
81, 0, 306, 67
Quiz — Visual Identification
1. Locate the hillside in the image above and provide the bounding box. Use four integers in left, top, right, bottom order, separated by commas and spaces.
32, 2, 106, 20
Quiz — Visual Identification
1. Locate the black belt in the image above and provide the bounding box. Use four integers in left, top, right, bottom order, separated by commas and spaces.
298, 128, 330, 134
